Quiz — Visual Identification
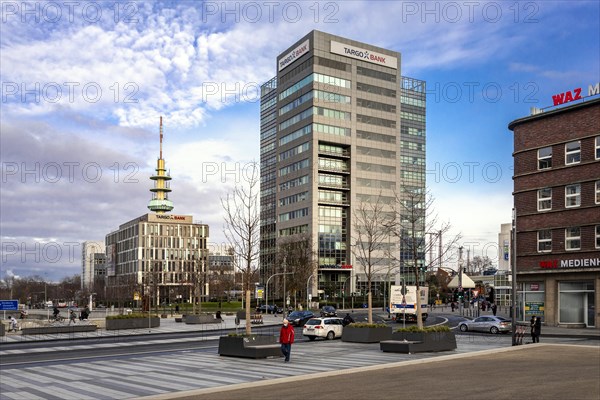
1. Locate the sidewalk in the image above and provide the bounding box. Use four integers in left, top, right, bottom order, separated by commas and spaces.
2, 308, 598, 344
0, 313, 285, 344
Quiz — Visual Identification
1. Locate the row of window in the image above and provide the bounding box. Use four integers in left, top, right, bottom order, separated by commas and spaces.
314, 122, 351, 137
537, 137, 600, 170
356, 114, 396, 129
356, 65, 396, 83
279, 158, 309, 177
356, 161, 396, 174
357, 130, 396, 144
356, 177, 396, 190
279, 191, 308, 207
279, 207, 309, 221
279, 224, 308, 236
538, 226, 600, 252
318, 157, 349, 171
537, 181, 600, 211
279, 175, 309, 191
357, 98, 396, 113
357, 145, 396, 159
279, 142, 309, 161
279, 89, 351, 116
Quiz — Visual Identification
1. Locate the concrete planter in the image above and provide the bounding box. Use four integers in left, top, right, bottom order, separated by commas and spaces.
0, 322, 5, 336
380, 331, 457, 353
184, 314, 217, 324
341, 325, 393, 343
21, 325, 97, 335
106, 317, 160, 330
218, 335, 282, 359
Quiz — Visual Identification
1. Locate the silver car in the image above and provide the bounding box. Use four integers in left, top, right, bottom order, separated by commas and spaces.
459, 316, 512, 334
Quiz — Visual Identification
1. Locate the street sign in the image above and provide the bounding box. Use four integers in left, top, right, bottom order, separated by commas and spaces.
0, 300, 18, 311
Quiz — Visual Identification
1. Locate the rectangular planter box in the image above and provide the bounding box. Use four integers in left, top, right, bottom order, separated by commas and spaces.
0, 322, 5, 336
218, 335, 282, 359
106, 317, 160, 330
381, 331, 457, 353
185, 314, 217, 324
21, 325, 97, 335
341, 326, 393, 343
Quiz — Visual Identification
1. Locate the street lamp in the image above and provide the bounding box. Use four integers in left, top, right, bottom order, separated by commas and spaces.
265, 272, 293, 315
306, 273, 315, 311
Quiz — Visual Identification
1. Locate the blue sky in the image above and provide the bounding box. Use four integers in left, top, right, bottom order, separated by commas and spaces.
1, 1, 599, 281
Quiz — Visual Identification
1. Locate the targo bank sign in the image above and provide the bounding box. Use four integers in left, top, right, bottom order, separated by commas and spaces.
551, 82, 599, 106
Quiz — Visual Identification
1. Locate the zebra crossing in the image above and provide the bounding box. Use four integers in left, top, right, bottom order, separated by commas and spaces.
0, 335, 508, 400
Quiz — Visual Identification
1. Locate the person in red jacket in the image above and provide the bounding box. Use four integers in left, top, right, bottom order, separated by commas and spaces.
279, 318, 295, 362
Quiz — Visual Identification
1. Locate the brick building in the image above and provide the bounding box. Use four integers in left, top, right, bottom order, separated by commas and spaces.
509, 97, 600, 329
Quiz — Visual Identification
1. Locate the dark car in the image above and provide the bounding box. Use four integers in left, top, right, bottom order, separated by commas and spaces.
286, 310, 315, 326
320, 305, 337, 317
256, 305, 283, 314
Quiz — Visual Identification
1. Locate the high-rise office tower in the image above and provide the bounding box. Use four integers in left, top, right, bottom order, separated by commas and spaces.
260, 31, 426, 301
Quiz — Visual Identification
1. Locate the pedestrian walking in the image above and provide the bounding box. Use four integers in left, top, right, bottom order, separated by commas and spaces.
279, 318, 295, 363
8, 316, 18, 332
491, 303, 497, 316
530, 316, 539, 343
69, 309, 77, 325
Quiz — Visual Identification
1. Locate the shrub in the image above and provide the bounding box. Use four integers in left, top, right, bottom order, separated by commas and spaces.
395, 325, 451, 333
106, 313, 159, 320
227, 333, 257, 338
348, 322, 388, 328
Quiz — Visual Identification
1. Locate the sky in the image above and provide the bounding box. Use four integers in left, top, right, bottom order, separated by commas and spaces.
1, 0, 599, 282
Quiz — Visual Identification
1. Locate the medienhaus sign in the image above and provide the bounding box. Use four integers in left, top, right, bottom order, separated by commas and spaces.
330, 41, 397, 69
278, 39, 310, 72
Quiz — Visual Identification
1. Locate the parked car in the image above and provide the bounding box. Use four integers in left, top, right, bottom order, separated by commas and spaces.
320, 305, 337, 317
459, 316, 512, 334
286, 310, 315, 326
256, 305, 283, 314
303, 317, 345, 340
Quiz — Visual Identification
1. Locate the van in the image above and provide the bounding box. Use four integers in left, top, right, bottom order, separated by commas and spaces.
46, 301, 53, 308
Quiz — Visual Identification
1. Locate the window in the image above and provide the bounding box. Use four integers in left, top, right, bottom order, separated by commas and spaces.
565, 141, 581, 165
565, 227, 581, 250
537, 230, 552, 252
565, 184, 581, 208
537, 188, 552, 211
595, 137, 600, 159
596, 226, 600, 249
596, 181, 600, 204
538, 146, 552, 169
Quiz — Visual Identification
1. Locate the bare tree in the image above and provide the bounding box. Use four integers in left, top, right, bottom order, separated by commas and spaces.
471, 255, 493, 275
276, 233, 316, 309
387, 187, 461, 329
221, 162, 261, 335
352, 197, 395, 324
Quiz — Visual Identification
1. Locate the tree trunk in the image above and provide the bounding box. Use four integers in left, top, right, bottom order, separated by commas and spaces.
245, 290, 251, 335
367, 291, 373, 324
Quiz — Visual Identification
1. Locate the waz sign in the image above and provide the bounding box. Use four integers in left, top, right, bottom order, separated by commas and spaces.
552, 82, 599, 106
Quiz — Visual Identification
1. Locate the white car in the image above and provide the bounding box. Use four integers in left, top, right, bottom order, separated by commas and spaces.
302, 317, 345, 341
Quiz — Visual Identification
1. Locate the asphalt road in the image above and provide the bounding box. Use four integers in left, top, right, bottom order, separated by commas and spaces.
144, 344, 600, 400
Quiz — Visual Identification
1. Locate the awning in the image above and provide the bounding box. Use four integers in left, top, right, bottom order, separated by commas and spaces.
447, 273, 476, 289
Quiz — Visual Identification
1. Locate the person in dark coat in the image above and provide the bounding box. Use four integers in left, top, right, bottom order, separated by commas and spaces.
534, 316, 542, 342
491, 303, 497, 316
530, 316, 539, 343
279, 318, 295, 362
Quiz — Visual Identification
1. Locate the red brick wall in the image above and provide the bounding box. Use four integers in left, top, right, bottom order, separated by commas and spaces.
510, 100, 600, 273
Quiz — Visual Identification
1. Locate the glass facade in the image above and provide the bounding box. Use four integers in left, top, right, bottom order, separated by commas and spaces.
260, 31, 426, 301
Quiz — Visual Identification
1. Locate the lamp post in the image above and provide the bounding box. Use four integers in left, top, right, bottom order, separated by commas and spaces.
458, 246, 464, 316
306, 273, 315, 311
341, 275, 351, 310
266, 272, 293, 315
